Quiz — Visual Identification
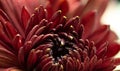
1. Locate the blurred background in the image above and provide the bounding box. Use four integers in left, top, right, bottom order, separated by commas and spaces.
101, 0, 120, 70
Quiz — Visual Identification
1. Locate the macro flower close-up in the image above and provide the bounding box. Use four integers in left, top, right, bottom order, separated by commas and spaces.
0, 0, 120, 71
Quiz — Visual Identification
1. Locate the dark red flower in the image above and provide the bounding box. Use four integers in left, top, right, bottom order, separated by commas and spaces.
0, 0, 120, 71
0, 0, 119, 49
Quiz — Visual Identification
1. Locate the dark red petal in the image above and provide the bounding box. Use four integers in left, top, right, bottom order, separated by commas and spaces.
0, 16, 17, 39
65, 16, 80, 28
0, 25, 11, 45
45, 5, 54, 18
70, 0, 86, 17
49, 0, 59, 5
107, 30, 118, 42
41, 61, 53, 71
89, 55, 97, 70
97, 42, 108, 59
97, 31, 118, 48
27, 49, 37, 70
0, 0, 25, 37
81, 10, 99, 39
106, 42, 120, 57
12, 34, 23, 52
25, 6, 47, 36
48, 0, 69, 15
38, 19, 48, 28
65, 58, 74, 71
4, 21, 17, 39
97, 59, 116, 71
0, 40, 13, 53
113, 58, 120, 65
21, 6, 30, 30
59, 16, 67, 26
24, 41, 32, 54
0, 0, 42, 37
0, 0, 41, 16
77, 24, 84, 38
38, 55, 52, 69
79, 0, 109, 18
32, 35, 44, 47
25, 25, 39, 41
0, 9, 9, 21
87, 25, 110, 45
0, 44, 18, 68
49, 10, 62, 28
58, 0, 69, 15
63, 16, 80, 33
34, 26, 46, 36
18, 47, 25, 65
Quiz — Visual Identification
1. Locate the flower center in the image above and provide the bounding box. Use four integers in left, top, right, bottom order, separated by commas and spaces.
47, 33, 75, 61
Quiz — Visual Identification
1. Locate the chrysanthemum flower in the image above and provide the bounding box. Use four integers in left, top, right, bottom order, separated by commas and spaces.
0, 0, 120, 71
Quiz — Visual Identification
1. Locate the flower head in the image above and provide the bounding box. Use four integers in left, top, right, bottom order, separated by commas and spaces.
0, 0, 120, 71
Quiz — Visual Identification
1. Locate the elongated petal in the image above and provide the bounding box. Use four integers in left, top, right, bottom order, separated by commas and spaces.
87, 25, 110, 46
27, 49, 37, 70
106, 42, 120, 57
74, 0, 109, 18
0, 0, 24, 37
12, 34, 23, 52
0, 9, 10, 21
0, 0, 42, 37
21, 6, 30, 30
47, 0, 69, 17
0, 44, 18, 68
4, 21, 17, 39
18, 47, 25, 65
25, 6, 47, 35
81, 10, 99, 39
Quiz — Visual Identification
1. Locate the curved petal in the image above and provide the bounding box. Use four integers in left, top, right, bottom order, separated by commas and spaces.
0, 0, 41, 37
21, 6, 30, 30
81, 10, 100, 39
0, 44, 18, 68
113, 58, 120, 65
73, 0, 109, 18
88, 25, 118, 47
0, 0, 24, 36
46, 0, 69, 18
87, 25, 110, 46
68, 0, 87, 17
106, 42, 120, 58
87, 24, 120, 57
106, 30, 118, 42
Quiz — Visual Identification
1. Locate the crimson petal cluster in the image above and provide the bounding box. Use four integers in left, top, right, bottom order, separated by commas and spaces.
0, 5, 120, 71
